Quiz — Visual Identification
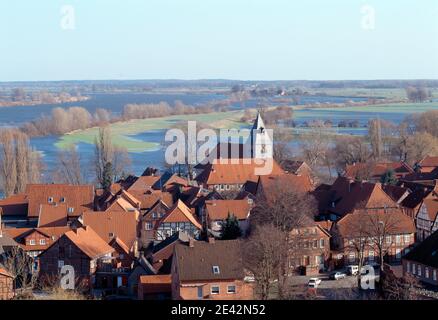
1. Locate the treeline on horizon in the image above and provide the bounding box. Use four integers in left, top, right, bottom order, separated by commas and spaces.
20, 99, 233, 137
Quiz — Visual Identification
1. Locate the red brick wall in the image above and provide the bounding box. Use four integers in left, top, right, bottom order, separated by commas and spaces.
177, 280, 253, 300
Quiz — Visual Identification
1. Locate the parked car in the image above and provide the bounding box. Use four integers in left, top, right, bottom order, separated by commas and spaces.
330, 271, 347, 280
346, 265, 359, 276
308, 278, 322, 288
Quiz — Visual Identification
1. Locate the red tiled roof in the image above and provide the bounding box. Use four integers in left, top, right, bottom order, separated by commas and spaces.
0, 193, 28, 216
419, 156, 438, 168
196, 158, 284, 185
81, 211, 138, 250
258, 173, 314, 197
38, 204, 68, 227
127, 176, 160, 192
345, 162, 413, 180
335, 208, 416, 238
26, 184, 94, 218
64, 226, 114, 259
158, 200, 202, 230
4, 226, 71, 251
205, 199, 252, 221
329, 177, 398, 217
129, 190, 174, 210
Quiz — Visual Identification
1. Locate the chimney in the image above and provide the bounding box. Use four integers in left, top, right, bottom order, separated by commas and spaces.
208, 237, 215, 244
189, 238, 195, 248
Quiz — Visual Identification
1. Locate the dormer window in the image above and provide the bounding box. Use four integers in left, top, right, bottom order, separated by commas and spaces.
109, 232, 114, 238
68, 207, 74, 214
212, 266, 220, 274
48, 197, 54, 203
60, 197, 66, 203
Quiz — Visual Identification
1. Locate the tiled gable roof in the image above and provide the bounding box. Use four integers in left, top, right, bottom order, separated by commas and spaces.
158, 200, 202, 230
38, 204, 68, 227
81, 211, 138, 250
174, 240, 244, 282
64, 226, 114, 259
0, 193, 28, 216
26, 184, 94, 218
195, 158, 284, 185
205, 199, 252, 220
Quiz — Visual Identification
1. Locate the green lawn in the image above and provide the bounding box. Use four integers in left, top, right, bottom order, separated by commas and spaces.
55, 110, 247, 152
313, 101, 438, 114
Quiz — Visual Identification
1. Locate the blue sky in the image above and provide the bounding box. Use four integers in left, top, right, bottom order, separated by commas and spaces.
1, 0, 437, 81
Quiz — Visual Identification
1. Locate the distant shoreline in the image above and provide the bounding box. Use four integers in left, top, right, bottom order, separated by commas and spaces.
0, 95, 90, 108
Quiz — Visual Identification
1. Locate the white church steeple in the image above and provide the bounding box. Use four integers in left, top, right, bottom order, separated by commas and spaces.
251, 110, 273, 159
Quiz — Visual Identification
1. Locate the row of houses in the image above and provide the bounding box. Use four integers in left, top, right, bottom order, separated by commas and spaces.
2, 113, 438, 299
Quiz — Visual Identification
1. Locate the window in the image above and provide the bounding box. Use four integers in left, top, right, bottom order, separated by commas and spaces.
406, 262, 411, 273
212, 266, 220, 274
152, 212, 157, 219
39, 239, 46, 245
68, 207, 74, 214
386, 236, 391, 244
145, 222, 153, 230
320, 239, 325, 248
412, 264, 416, 275
433, 270, 437, 281
404, 234, 411, 243
227, 285, 236, 294
197, 286, 203, 299
60, 197, 66, 203
396, 235, 401, 244
368, 251, 375, 261
313, 240, 318, 248
48, 197, 54, 203
349, 253, 355, 263
109, 232, 114, 238
418, 265, 422, 277
211, 286, 220, 295
58, 260, 64, 268
425, 267, 430, 278
29, 239, 36, 246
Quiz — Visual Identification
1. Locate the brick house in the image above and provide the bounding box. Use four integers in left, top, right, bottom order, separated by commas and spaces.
4, 226, 71, 259
403, 229, 438, 286
0, 267, 14, 300
204, 199, 253, 237
324, 178, 400, 220
171, 239, 253, 300
331, 208, 416, 266
38, 226, 114, 289
80, 211, 139, 284
288, 223, 331, 275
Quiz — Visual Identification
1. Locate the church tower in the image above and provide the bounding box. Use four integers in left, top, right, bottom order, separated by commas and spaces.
251, 111, 273, 159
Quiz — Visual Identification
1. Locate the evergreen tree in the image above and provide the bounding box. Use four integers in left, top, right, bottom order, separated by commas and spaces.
102, 161, 114, 190
381, 169, 397, 185
221, 213, 242, 240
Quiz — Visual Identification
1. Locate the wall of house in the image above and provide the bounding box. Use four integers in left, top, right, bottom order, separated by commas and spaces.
176, 279, 253, 300
341, 233, 415, 265
0, 275, 14, 300
403, 259, 438, 286
39, 236, 92, 283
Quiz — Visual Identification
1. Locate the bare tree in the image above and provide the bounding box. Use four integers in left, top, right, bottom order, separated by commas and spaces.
0, 129, 18, 197
242, 225, 283, 300
53, 146, 84, 185
94, 126, 114, 188
2, 246, 37, 297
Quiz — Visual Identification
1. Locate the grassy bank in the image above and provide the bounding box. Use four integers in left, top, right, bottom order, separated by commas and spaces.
55, 110, 248, 152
